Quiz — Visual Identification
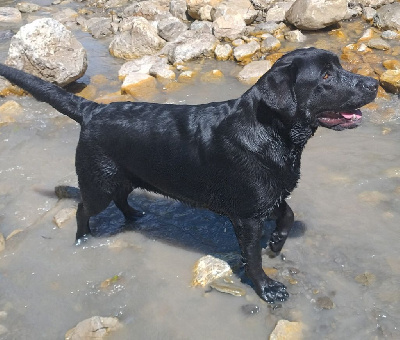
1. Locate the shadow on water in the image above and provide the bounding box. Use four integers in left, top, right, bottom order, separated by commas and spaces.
57, 188, 306, 255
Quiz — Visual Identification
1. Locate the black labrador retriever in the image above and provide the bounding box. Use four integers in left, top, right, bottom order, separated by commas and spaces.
0, 48, 378, 303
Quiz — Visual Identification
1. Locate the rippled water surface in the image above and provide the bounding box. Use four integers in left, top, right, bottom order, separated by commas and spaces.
0, 3, 400, 339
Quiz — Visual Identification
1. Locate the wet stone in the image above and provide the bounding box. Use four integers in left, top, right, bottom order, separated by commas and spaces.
0, 232, 5, 253
17, 2, 41, 13
384, 168, 400, 178
269, 320, 304, 340
316, 296, 335, 310
191, 255, 232, 287
215, 44, 233, 61
358, 191, 388, 204
383, 59, 400, 70
355, 272, 376, 286
65, 316, 122, 339
381, 30, 400, 40
210, 278, 246, 297
241, 304, 260, 315
200, 69, 224, 82
367, 38, 391, 50
284, 30, 306, 43
54, 207, 77, 227
6, 229, 23, 241
0, 325, 8, 337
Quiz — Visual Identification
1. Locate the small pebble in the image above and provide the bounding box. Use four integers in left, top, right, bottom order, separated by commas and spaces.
241, 304, 260, 315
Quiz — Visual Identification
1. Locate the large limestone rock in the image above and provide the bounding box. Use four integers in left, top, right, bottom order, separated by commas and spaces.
6, 18, 87, 86
211, 0, 258, 25
157, 17, 188, 42
373, 3, 400, 31
109, 17, 166, 59
164, 31, 218, 63
286, 0, 348, 30
213, 14, 247, 40
186, 0, 223, 20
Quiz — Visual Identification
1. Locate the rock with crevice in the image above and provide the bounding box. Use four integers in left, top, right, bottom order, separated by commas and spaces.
65, 316, 122, 340
109, 17, 166, 60
157, 17, 188, 42
165, 31, 218, 64
212, 14, 247, 41
5, 18, 87, 87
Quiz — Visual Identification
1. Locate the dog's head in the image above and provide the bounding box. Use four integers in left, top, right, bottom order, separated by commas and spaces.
256, 47, 378, 132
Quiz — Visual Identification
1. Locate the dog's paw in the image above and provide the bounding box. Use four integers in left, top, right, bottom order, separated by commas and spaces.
75, 235, 89, 246
259, 279, 289, 304
268, 231, 288, 253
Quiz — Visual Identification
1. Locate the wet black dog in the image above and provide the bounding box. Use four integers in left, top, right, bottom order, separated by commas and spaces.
0, 48, 378, 303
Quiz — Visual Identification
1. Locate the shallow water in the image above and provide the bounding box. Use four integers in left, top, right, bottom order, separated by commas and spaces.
1, 3, 400, 339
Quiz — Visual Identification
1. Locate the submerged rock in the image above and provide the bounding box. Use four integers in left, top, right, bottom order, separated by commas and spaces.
6, 18, 87, 87
269, 320, 304, 340
191, 255, 232, 286
316, 296, 335, 309
210, 277, 246, 296
54, 207, 77, 227
65, 316, 122, 339
241, 304, 260, 315
355, 272, 376, 286
0, 232, 5, 253
121, 73, 158, 100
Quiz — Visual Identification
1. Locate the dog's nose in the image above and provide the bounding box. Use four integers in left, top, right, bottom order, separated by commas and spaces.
363, 78, 379, 93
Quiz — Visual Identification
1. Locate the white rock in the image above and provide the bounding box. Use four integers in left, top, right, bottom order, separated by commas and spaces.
6, 18, 87, 86
0, 7, 22, 23
286, 0, 348, 30
109, 17, 166, 60
237, 60, 273, 84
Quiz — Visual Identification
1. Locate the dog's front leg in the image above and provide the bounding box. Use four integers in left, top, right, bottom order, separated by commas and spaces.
269, 200, 294, 254
232, 218, 289, 303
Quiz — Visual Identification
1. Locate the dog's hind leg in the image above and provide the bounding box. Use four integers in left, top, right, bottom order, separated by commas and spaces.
113, 181, 145, 221
75, 188, 113, 242
268, 200, 294, 254
232, 218, 289, 303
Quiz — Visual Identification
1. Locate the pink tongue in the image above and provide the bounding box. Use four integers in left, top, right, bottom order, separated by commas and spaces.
341, 109, 361, 120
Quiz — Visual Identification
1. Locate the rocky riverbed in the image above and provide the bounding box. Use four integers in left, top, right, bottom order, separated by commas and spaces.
0, 0, 400, 339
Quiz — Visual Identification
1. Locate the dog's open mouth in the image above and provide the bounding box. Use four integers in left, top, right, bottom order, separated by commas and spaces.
318, 109, 362, 130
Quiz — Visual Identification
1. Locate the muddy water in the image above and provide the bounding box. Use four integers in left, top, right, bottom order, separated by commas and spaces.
1, 4, 400, 340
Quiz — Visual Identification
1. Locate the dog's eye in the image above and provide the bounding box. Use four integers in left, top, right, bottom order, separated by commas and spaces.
323, 73, 329, 80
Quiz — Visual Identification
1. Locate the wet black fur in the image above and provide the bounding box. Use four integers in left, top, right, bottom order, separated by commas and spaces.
0, 48, 378, 303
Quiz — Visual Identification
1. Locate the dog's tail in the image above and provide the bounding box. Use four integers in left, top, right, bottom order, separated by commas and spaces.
0, 63, 95, 124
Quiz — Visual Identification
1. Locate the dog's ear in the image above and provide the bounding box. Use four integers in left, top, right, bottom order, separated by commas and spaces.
256, 58, 299, 120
